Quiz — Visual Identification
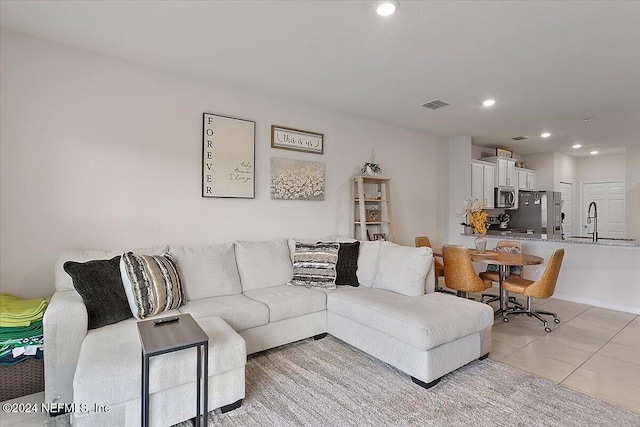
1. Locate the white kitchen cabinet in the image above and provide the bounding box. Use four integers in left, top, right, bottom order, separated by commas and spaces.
517, 168, 537, 190
496, 158, 515, 187
471, 160, 495, 209
482, 156, 516, 188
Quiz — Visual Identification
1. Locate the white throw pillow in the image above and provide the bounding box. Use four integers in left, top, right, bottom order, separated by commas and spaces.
54, 245, 168, 292
169, 243, 242, 301
356, 240, 382, 287
372, 242, 430, 296
235, 240, 293, 291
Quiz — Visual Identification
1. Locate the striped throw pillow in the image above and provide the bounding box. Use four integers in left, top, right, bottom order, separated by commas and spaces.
289, 242, 339, 289
120, 252, 184, 319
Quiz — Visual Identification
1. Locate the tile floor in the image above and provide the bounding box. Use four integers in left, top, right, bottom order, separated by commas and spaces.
470, 287, 640, 415
1, 296, 638, 426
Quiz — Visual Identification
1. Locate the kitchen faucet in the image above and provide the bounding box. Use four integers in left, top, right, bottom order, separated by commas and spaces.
586, 201, 598, 242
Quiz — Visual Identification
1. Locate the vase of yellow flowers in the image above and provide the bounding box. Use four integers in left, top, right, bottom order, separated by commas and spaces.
456, 198, 489, 253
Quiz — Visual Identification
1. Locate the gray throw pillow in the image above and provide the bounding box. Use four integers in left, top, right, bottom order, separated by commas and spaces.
336, 242, 360, 286
64, 256, 133, 329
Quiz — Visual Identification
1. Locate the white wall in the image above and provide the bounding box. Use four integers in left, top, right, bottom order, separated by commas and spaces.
521, 152, 556, 191
577, 153, 625, 183
0, 31, 447, 298
554, 153, 578, 191
448, 137, 472, 245
625, 145, 640, 240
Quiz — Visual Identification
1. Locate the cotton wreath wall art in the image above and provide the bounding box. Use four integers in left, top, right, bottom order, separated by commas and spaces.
270, 158, 325, 201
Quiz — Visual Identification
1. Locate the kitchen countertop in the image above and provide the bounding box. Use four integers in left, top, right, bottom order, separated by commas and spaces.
463, 231, 640, 247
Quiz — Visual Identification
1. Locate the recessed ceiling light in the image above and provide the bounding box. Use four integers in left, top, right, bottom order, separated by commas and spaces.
590, 150, 599, 155
540, 132, 551, 138
482, 99, 495, 107
376, 1, 398, 16
572, 144, 582, 149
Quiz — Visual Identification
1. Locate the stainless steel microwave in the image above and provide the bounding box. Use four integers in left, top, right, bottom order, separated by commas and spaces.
495, 187, 516, 208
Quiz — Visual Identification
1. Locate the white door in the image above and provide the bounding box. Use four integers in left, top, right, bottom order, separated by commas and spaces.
581, 181, 626, 238
559, 182, 573, 237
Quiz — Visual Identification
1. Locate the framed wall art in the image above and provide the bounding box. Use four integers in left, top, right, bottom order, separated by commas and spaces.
270, 157, 325, 200
496, 147, 513, 158
202, 113, 255, 198
271, 125, 324, 154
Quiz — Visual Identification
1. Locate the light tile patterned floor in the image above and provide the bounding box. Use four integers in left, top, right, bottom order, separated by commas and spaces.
1, 296, 638, 426
468, 287, 640, 414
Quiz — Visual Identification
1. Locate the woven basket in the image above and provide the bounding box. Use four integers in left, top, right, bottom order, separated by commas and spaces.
0, 358, 44, 401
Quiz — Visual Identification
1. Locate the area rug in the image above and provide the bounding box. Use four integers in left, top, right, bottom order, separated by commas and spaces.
47, 335, 639, 427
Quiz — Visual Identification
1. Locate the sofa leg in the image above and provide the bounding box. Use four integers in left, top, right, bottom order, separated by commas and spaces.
220, 399, 242, 413
313, 333, 328, 340
478, 353, 489, 360
411, 376, 441, 389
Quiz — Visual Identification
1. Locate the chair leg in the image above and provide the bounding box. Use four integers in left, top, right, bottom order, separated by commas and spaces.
502, 297, 559, 332
456, 291, 476, 301
435, 278, 455, 295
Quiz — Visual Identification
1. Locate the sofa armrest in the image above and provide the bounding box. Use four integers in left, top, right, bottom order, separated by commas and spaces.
43, 290, 88, 405
424, 255, 435, 294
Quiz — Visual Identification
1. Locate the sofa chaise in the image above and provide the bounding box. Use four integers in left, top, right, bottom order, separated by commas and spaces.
44, 237, 494, 426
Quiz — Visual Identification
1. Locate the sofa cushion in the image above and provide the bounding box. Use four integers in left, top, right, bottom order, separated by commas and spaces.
120, 252, 185, 319
356, 240, 381, 287
179, 294, 269, 331
290, 242, 339, 289
235, 240, 292, 291
372, 242, 430, 296
169, 244, 242, 300
74, 313, 245, 407
55, 245, 168, 292
336, 242, 360, 287
327, 288, 494, 351
63, 256, 132, 329
243, 285, 327, 323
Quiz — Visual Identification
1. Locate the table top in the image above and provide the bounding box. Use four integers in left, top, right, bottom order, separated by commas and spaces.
433, 248, 544, 266
470, 250, 544, 266
137, 313, 208, 357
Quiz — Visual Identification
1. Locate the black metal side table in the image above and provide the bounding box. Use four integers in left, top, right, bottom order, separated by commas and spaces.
137, 313, 209, 427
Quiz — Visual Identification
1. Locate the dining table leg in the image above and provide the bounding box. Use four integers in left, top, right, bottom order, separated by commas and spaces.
497, 264, 509, 315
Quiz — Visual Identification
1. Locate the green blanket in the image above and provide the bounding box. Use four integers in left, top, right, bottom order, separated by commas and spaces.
0, 294, 51, 327
0, 320, 43, 341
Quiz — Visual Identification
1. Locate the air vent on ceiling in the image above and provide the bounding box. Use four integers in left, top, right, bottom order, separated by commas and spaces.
512, 136, 530, 141
422, 99, 450, 110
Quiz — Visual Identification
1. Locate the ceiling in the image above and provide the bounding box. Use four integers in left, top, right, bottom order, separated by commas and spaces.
1, 1, 639, 157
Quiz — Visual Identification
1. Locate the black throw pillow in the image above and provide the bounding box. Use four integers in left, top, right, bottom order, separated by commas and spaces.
64, 256, 133, 329
335, 242, 360, 286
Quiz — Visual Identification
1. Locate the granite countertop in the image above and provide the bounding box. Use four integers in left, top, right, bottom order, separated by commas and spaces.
462, 232, 640, 247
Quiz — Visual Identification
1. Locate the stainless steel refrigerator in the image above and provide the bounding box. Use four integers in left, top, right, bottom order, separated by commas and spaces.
509, 191, 563, 238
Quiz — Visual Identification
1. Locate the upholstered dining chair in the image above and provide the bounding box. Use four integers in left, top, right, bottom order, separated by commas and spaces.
415, 236, 453, 294
442, 245, 493, 299
480, 240, 523, 305
502, 248, 565, 332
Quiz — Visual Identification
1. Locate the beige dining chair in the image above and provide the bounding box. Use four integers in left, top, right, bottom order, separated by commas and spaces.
442, 245, 493, 299
502, 249, 565, 332
480, 240, 523, 305
415, 236, 453, 294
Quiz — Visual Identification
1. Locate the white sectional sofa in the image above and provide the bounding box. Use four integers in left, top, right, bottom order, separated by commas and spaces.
44, 237, 494, 426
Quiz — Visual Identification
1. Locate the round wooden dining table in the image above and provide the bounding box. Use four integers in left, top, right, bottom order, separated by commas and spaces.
468, 250, 544, 314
